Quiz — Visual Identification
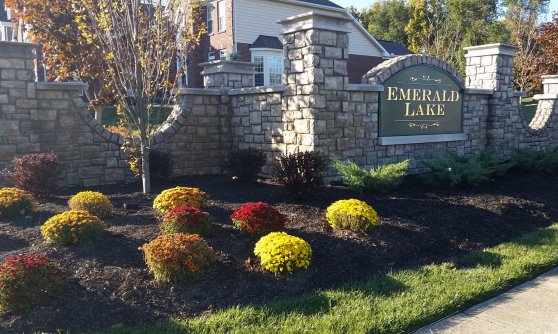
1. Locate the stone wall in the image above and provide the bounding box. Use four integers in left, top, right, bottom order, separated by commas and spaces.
0, 42, 129, 187
1, 12, 557, 189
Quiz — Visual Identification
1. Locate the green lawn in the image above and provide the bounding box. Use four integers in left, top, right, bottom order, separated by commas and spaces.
89, 106, 174, 127
522, 97, 538, 123
101, 224, 558, 334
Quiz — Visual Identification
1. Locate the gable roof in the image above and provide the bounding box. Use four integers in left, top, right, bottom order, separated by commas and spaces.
295, 0, 342, 9
251, 35, 283, 50
378, 40, 413, 56
0, 0, 8, 22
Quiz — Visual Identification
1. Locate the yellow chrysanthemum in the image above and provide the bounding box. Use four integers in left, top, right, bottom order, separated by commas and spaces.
0, 188, 37, 218
326, 199, 379, 232
254, 232, 312, 274
153, 187, 206, 214
41, 210, 107, 245
68, 191, 113, 218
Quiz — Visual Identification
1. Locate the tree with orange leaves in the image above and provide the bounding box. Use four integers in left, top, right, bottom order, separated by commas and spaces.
5, 0, 112, 120
533, 12, 558, 91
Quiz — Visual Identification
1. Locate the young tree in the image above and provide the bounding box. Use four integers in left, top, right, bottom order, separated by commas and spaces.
80, 0, 204, 193
5, 0, 112, 121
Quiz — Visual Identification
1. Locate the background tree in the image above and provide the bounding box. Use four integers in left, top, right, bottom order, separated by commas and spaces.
80, 0, 204, 193
503, 0, 549, 94
353, 0, 410, 47
532, 12, 558, 91
5, 0, 112, 121
405, 0, 507, 73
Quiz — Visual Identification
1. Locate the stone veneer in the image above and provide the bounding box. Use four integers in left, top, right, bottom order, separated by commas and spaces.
1, 12, 557, 188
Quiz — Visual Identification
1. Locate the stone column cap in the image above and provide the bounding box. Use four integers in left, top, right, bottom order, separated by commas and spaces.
0, 41, 41, 59
542, 75, 558, 84
464, 43, 518, 57
200, 60, 257, 75
278, 11, 352, 34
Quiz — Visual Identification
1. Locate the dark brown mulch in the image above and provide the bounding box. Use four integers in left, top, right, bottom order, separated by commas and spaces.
1, 171, 557, 333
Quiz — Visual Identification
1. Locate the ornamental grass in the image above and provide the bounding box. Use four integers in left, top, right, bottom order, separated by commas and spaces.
140, 233, 217, 283
68, 191, 113, 218
0, 187, 37, 219
41, 210, 107, 245
153, 187, 206, 215
326, 199, 379, 232
0, 254, 65, 313
161, 206, 213, 236
254, 232, 312, 274
230, 202, 286, 237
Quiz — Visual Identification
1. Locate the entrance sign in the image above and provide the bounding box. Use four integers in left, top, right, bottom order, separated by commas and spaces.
379, 65, 464, 137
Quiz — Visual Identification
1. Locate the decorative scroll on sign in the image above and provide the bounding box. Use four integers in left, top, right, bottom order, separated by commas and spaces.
379, 65, 464, 137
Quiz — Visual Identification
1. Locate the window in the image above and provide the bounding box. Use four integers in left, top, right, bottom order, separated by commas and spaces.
220, 50, 227, 60
253, 56, 264, 87
217, 0, 226, 32
206, 4, 213, 34
251, 51, 284, 86
208, 51, 216, 61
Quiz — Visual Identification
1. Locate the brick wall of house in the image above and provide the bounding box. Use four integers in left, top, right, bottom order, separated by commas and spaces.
347, 54, 384, 84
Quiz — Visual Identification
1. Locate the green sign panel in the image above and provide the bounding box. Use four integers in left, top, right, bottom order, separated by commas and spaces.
379, 65, 464, 137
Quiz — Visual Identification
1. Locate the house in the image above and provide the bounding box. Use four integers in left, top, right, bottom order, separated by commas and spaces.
187, 0, 405, 87
378, 40, 413, 57
0, 0, 12, 41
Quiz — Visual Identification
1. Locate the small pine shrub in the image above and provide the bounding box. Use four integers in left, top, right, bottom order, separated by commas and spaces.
334, 160, 409, 192
254, 232, 312, 273
326, 199, 379, 232
68, 191, 113, 218
153, 187, 206, 215
161, 206, 213, 236
41, 210, 107, 245
230, 202, 286, 237
140, 233, 217, 283
275, 151, 330, 197
226, 149, 267, 182
1, 153, 60, 198
0, 254, 65, 313
0, 188, 37, 219
421, 151, 510, 187
510, 148, 558, 173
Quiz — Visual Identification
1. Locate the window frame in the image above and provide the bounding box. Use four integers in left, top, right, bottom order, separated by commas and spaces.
206, 4, 214, 34
217, 0, 226, 32
250, 49, 284, 87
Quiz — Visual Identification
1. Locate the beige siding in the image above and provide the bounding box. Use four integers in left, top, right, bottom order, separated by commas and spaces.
235, 0, 383, 57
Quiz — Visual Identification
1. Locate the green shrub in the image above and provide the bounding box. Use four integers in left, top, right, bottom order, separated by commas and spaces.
334, 160, 409, 192
275, 151, 329, 197
226, 149, 267, 182
421, 150, 510, 187
510, 148, 558, 172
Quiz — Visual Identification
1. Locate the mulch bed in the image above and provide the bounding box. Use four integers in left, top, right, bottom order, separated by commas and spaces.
1, 171, 558, 333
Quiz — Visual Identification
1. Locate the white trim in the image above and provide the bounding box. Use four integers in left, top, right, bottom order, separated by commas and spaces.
378, 133, 467, 145
464, 43, 518, 57
249, 47, 282, 52
217, 0, 226, 32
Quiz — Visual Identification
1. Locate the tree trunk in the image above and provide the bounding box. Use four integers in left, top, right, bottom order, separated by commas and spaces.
94, 105, 104, 123
141, 142, 151, 194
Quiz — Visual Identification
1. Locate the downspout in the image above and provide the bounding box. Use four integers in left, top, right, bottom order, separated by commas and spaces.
232, 0, 237, 54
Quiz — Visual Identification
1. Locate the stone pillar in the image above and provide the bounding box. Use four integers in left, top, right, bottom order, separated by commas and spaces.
0, 42, 40, 171
464, 43, 519, 154
278, 12, 352, 154
542, 75, 558, 94
200, 60, 256, 89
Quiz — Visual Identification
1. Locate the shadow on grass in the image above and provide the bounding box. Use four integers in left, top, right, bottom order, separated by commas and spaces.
455, 250, 504, 269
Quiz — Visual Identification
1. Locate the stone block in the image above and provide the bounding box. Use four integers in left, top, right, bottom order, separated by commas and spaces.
0, 120, 19, 135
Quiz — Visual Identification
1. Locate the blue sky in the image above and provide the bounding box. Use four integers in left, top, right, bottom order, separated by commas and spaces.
334, 0, 558, 21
